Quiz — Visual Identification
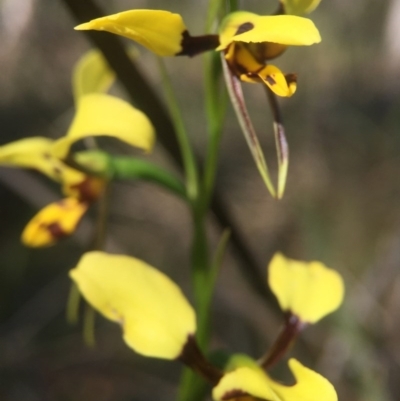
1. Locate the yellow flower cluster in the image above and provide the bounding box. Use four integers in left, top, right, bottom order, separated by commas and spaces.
0, 50, 155, 246
70, 250, 343, 401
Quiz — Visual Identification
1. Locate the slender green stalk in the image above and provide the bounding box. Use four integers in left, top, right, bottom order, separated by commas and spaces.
83, 303, 96, 346
93, 182, 110, 250
157, 58, 199, 201
111, 157, 187, 200
66, 282, 81, 324
202, 52, 228, 211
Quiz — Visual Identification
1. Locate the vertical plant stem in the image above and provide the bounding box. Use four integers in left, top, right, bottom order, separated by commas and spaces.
83, 302, 96, 346
93, 182, 111, 250
66, 282, 81, 324
157, 58, 199, 200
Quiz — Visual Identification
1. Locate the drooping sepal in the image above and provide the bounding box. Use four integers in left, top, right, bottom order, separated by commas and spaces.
221, 54, 277, 197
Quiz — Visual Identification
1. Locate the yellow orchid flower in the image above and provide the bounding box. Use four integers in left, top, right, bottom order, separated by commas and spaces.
70, 251, 197, 359
0, 50, 156, 247
21, 198, 89, 247
213, 358, 337, 401
75, 9, 320, 98
75, 9, 320, 198
268, 253, 344, 324
280, 0, 322, 16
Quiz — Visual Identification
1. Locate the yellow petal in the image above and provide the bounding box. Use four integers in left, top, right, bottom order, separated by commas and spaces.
21, 198, 88, 247
213, 359, 337, 401
213, 364, 280, 401
0, 137, 64, 181
226, 42, 263, 75
75, 10, 187, 56
218, 12, 321, 50
257, 65, 296, 97
281, 0, 322, 15
269, 359, 337, 401
52, 93, 155, 159
70, 251, 197, 359
72, 49, 115, 102
268, 253, 344, 323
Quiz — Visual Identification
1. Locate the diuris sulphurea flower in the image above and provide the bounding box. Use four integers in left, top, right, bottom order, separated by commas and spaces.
71, 250, 342, 401
0, 50, 155, 246
76, 9, 320, 198
75, 10, 320, 98
259, 252, 344, 369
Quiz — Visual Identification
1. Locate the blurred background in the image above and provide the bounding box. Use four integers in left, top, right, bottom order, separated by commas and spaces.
0, 0, 399, 400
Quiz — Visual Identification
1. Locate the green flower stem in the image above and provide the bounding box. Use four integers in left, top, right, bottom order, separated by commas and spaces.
66, 282, 81, 324
93, 181, 111, 250
110, 157, 187, 200
83, 302, 96, 347
201, 52, 228, 212
157, 57, 199, 201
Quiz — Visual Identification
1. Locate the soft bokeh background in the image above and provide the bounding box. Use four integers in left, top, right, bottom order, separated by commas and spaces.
1, 0, 399, 400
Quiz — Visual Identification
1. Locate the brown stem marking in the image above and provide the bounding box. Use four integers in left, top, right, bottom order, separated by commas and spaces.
178, 334, 223, 385
259, 313, 307, 370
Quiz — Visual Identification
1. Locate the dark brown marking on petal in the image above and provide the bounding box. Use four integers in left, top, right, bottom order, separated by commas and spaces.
177, 30, 220, 57
234, 22, 254, 36
45, 222, 67, 240
53, 166, 63, 176
178, 334, 223, 384
69, 177, 103, 203
221, 389, 247, 400
284, 73, 297, 85
266, 75, 276, 85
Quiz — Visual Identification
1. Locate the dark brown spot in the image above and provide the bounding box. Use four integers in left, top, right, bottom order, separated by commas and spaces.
177, 30, 220, 57
45, 222, 66, 240
69, 177, 103, 203
222, 389, 247, 400
285, 73, 297, 85
234, 22, 254, 36
53, 166, 62, 176
266, 75, 276, 85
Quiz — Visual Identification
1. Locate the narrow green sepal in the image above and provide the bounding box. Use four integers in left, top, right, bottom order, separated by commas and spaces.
221, 55, 277, 197
110, 156, 187, 200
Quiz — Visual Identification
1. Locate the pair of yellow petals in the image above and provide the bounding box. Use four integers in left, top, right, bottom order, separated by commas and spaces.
71, 251, 343, 401
0, 51, 155, 246
75, 9, 321, 97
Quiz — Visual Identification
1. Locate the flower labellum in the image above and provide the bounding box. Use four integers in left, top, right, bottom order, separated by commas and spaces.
213, 358, 337, 401
21, 198, 88, 247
